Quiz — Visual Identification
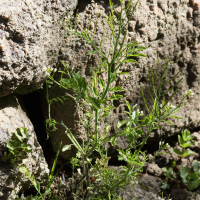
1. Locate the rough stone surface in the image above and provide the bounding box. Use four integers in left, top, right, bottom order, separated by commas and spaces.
146, 163, 163, 177
171, 188, 189, 200
0, 0, 78, 97
0, 95, 49, 200
116, 173, 163, 200
50, 0, 200, 158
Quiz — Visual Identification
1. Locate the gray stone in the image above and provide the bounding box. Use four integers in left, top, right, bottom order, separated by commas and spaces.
146, 163, 163, 177
0, 95, 49, 200
116, 173, 163, 200
0, 0, 78, 97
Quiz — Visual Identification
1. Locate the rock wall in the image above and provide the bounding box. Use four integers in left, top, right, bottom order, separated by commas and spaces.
0, 0, 78, 97
0, 0, 200, 198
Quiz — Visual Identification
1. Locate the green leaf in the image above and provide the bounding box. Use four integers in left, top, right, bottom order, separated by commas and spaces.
100, 111, 112, 119
169, 116, 183, 119
117, 120, 127, 129
86, 96, 101, 110
178, 135, 185, 146
47, 142, 62, 189
187, 172, 199, 180
86, 50, 96, 55
171, 161, 177, 168
105, 125, 111, 133
180, 167, 190, 180
182, 129, 191, 141
162, 167, 168, 173
192, 161, 200, 172
33, 181, 40, 193
18, 127, 28, 139
93, 86, 98, 96
110, 137, 116, 146
125, 100, 131, 112
129, 53, 147, 57
185, 135, 195, 142
141, 115, 151, 126
110, 94, 123, 100
98, 78, 105, 88
19, 165, 27, 173
135, 128, 143, 136
110, 86, 124, 92
173, 148, 182, 156
7, 140, 21, 150
180, 141, 195, 148
161, 181, 170, 190
14, 131, 22, 142
122, 59, 137, 64
182, 149, 196, 157
76, 93, 85, 101
163, 120, 173, 125
118, 72, 129, 75
187, 179, 200, 191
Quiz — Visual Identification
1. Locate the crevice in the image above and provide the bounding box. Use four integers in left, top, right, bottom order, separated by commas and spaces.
8, 30, 24, 44
20, 91, 55, 167
155, 32, 164, 40
0, 16, 9, 25
186, 62, 197, 88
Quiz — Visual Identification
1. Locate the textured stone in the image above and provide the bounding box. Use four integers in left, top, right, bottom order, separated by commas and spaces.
146, 163, 163, 177
116, 173, 163, 200
0, 0, 78, 97
0, 95, 49, 200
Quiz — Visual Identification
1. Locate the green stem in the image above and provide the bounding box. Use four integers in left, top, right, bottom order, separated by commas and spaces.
85, 109, 99, 158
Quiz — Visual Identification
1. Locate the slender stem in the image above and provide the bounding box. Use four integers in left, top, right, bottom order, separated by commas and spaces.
85, 109, 99, 158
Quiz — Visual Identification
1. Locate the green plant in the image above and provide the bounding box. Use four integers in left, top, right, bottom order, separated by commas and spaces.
172, 129, 196, 158
2, 127, 64, 200
161, 129, 198, 191
180, 160, 200, 190
43, 0, 188, 199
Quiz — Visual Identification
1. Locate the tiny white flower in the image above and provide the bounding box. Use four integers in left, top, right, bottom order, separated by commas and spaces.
166, 143, 170, 148
54, 68, 57, 72
159, 141, 161, 146
76, 152, 81, 158
137, 109, 140, 112
119, 151, 122, 155
191, 92, 194, 96
140, 111, 143, 115
48, 85, 51, 88
123, 155, 127, 161
77, 168, 81, 175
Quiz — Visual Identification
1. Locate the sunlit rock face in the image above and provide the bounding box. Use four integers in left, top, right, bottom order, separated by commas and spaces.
0, 0, 78, 97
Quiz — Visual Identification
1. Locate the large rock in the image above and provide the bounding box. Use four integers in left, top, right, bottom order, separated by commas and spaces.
0, 0, 78, 97
0, 95, 49, 200
48, 0, 200, 158
116, 173, 163, 200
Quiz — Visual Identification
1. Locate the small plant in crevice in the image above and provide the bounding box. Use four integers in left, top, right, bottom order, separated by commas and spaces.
2, 127, 65, 200
42, 0, 190, 199
161, 129, 200, 191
